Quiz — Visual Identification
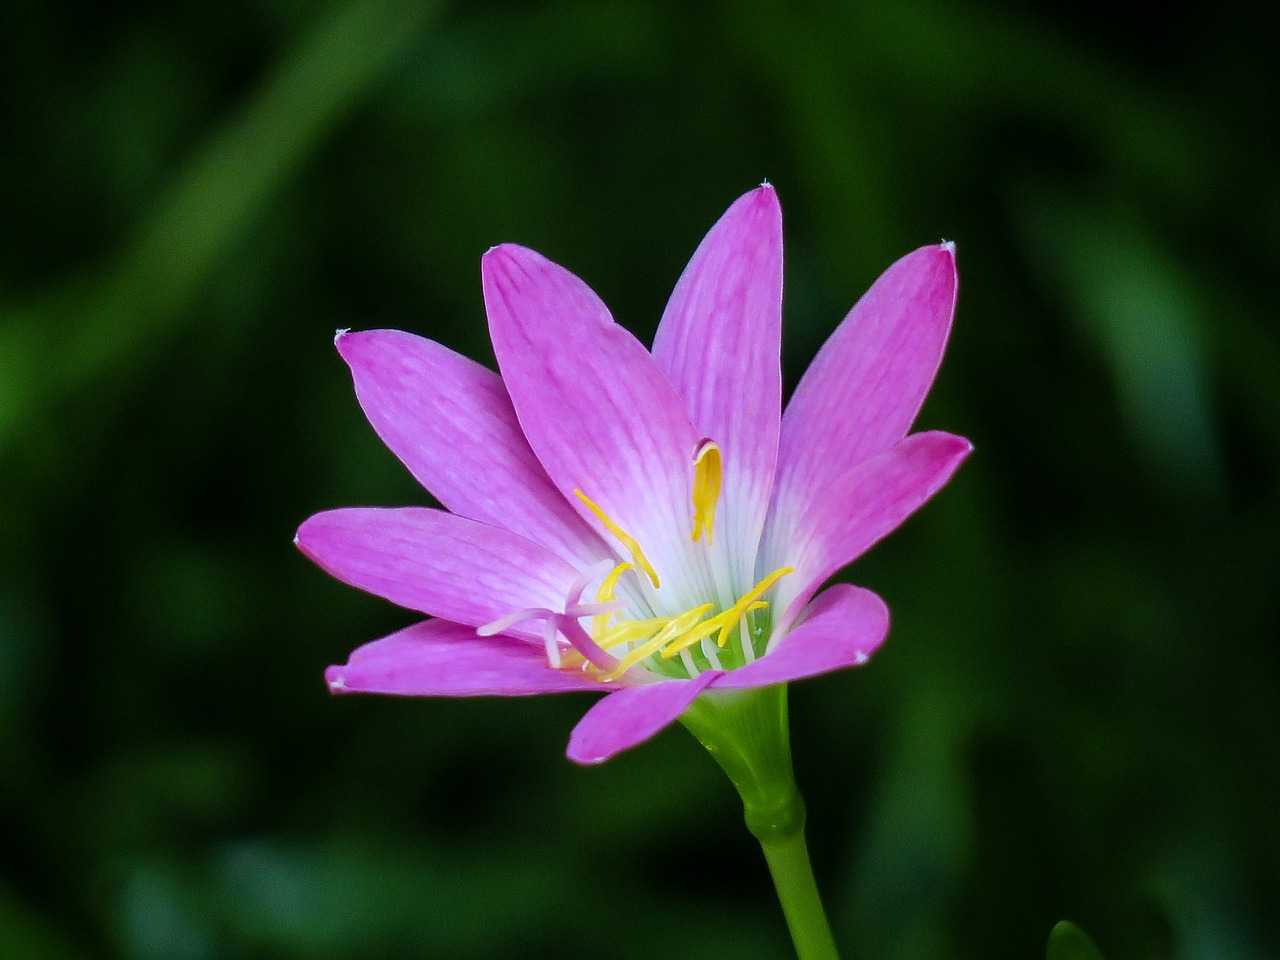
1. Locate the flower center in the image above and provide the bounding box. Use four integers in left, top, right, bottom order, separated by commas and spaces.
478, 441, 791, 682
581, 559, 791, 681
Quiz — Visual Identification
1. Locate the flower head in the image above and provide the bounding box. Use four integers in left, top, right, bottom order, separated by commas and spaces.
297, 185, 970, 764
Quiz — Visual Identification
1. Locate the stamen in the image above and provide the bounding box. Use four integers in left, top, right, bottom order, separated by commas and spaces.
715, 569, 790, 644
491, 517, 791, 683
599, 604, 713, 682
658, 614, 726, 658
592, 562, 634, 636
596, 617, 670, 650
739, 613, 756, 664
690, 439, 722, 544
574, 490, 660, 588
677, 648, 698, 676
660, 567, 793, 659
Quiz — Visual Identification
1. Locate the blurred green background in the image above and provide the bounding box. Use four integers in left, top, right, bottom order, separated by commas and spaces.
3, 0, 1277, 957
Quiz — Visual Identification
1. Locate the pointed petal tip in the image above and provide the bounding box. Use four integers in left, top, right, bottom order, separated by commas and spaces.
905, 240, 960, 296
324, 666, 349, 694
292, 519, 318, 553
566, 744, 610, 766
946, 431, 976, 459
899, 240, 957, 274
293, 517, 314, 550
480, 244, 510, 274
482, 242, 529, 265
915, 239, 956, 267
292, 514, 331, 565
916, 430, 975, 470
333, 327, 373, 364
332, 326, 410, 366
709, 183, 780, 224
938, 240, 959, 276
481, 243, 544, 291
742, 182, 782, 216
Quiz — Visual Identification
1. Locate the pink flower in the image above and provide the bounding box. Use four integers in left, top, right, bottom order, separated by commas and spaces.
297, 185, 970, 764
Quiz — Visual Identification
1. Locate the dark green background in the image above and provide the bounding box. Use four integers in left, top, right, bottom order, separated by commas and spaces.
2, 0, 1276, 957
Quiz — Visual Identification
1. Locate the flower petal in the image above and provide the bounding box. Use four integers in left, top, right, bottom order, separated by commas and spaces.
712, 585, 888, 690
565, 672, 719, 765
482, 243, 714, 612
326, 619, 601, 696
651, 185, 783, 593
769, 243, 958, 549
295, 507, 578, 639
774, 431, 972, 627
336, 329, 609, 567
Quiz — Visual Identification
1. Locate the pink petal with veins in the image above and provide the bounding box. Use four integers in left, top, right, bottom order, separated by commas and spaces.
712, 585, 888, 689
765, 243, 958, 570
337, 329, 610, 568
775, 431, 972, 628
296, 507, 577, 641
483, 243, 715, 610
652, 185, 783, 592
566, 672, 719, 765
326, 619, 601, 696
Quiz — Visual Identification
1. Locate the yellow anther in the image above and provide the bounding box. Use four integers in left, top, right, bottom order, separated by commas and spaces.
596, 617, 669, 651
690, 439, 722, 544
591, 562, 634, 636
717, 566, 792, 646
658, 614, 727, 659
595, 563, 633, 602
575, 490, 660, 588
661, 566, 794, 658
599, 604, 713, 682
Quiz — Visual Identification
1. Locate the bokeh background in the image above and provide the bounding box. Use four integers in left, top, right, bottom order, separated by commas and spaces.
3, 0, 1277, 957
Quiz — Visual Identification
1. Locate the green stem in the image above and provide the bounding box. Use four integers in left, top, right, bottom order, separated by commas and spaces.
681, 685, 841, 960
756, 811, 841, 960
